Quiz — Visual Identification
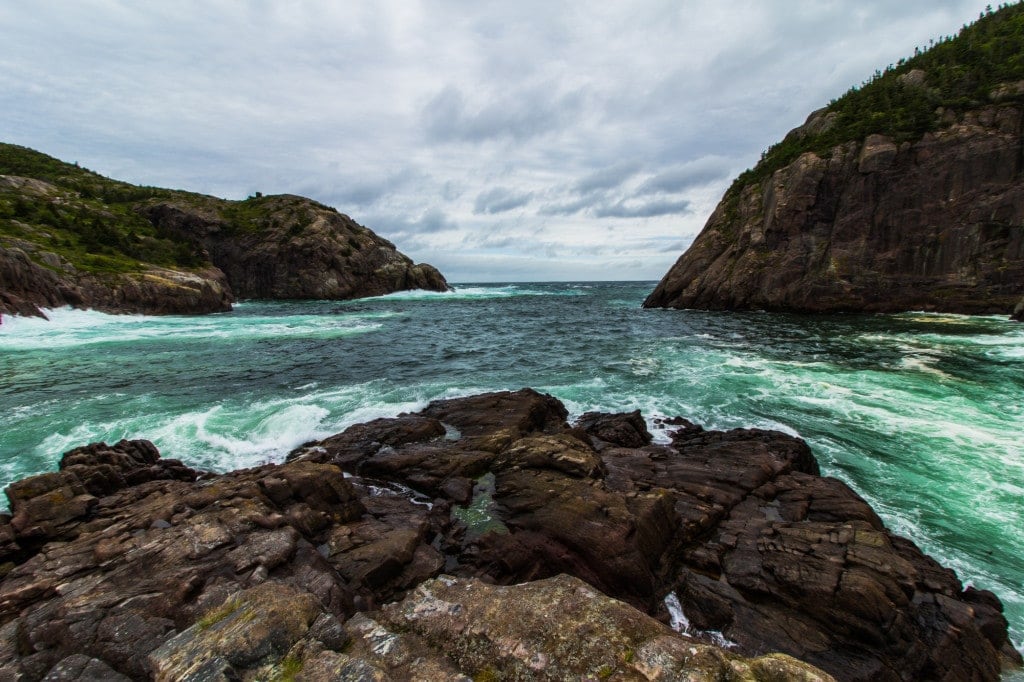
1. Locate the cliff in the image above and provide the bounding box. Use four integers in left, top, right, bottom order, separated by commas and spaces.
646, 6, 1024, 317
645, 106, 1024, 314
0, 390, 1018, 681
0, 144, 447, 319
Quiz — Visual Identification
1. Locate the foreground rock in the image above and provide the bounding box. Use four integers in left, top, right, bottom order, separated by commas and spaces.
646, 105, 1024, 317
0, 391, 1018, 681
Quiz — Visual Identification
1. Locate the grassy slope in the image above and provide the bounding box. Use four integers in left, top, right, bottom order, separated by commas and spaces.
728, 2, 1024, 198
0, 143, 341, 275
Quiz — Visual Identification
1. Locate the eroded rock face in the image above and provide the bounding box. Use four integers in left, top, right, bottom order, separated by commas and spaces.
0, 244, 232, 320
645, 105, 1024, 317
0, 390, 1017, 681
360, 574, 834, 682
141, 196, 449, 302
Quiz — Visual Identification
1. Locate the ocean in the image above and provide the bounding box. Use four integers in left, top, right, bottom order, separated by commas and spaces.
2, 281, 1022, 660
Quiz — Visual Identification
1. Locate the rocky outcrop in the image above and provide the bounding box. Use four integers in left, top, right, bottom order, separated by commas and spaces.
141, 196, 448, 301
0, 244, 233, 319
0, 144, 449, 318
0, 391, 1018, 681
645, 104, 1024, 317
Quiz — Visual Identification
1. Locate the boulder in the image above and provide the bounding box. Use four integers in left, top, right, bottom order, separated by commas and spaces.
368, 574, 834, 681
576, 409, 654, 448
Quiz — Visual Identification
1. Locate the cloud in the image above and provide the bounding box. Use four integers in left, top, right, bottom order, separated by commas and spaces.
540, 192, 692, 219
593, 198, 692, 219
421, 84, 584, 143
573, 161, 643, 194
474, 187, 533, 214
538, 196, 598, 217
364, 207, 457, 238
636, 157, 733, 195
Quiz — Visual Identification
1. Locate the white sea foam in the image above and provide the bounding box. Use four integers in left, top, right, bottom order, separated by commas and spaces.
372, 284, 584, 301
898, 355, 952, 379
0, 306, 388, 350
664, 591, 736, 648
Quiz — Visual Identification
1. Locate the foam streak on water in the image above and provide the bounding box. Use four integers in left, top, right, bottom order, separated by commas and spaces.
2, 282, 1022, 660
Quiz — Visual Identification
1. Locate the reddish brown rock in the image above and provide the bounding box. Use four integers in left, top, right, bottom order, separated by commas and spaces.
0, 390, 1016, 681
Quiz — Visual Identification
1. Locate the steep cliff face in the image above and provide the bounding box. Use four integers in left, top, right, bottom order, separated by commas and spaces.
645, 105, 1024, 315
0, 144, 448, 319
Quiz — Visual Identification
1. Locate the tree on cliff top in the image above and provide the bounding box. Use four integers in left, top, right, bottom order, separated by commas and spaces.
730, 1, 1024, 195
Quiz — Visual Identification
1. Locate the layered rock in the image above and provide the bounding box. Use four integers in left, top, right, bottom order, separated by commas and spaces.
645, 104, 1024, 317
0, 391, 1018, 681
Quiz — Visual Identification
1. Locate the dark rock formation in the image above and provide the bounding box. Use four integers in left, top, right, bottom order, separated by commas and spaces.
140, 196, 448, 301
645, 105, 1024, 317
0, 244, 233, 320
0, 145, 448, 319
0, 391, 1018, 681
0, 244, 234, 320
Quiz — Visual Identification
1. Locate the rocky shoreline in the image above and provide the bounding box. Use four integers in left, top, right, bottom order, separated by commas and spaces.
0, 390, 1019, 681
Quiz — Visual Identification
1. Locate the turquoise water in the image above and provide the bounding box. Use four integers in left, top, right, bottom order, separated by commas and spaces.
2, 281, 1022, 659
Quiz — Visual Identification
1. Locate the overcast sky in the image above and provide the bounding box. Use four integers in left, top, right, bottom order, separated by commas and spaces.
0, 1, 1001, 282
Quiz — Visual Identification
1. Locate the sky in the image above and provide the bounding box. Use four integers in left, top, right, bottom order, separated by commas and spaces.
0, 1, 1004, 282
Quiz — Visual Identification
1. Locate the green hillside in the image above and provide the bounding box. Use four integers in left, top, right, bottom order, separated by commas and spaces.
730, 1, 1024, 195
0, 143, 334, 275
0, 143, 213, 273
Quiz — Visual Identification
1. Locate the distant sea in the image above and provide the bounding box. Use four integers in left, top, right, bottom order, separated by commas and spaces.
2, 281, 1022, 659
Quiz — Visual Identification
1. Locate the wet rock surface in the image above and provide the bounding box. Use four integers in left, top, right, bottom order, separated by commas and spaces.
0, 390, 1017, 681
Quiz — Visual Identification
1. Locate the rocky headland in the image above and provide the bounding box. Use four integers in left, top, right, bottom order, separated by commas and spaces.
0, 144, 447, 320
646, 6, 1024, 318
644, 104, 1024, 316
0, 390, 1018, 681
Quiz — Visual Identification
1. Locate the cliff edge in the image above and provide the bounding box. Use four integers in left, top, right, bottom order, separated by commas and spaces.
646, 6, 1024, 317
645, 106, 1024, 315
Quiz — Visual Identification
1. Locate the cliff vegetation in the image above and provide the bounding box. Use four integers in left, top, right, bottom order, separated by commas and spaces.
733, 3, 1024, 195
